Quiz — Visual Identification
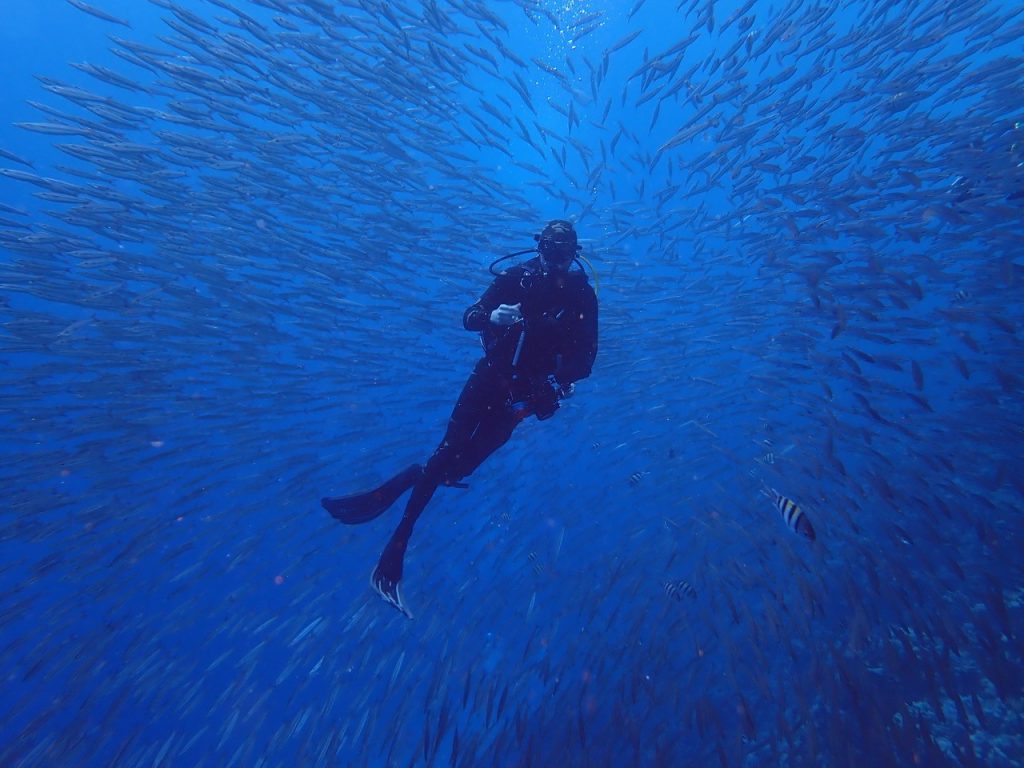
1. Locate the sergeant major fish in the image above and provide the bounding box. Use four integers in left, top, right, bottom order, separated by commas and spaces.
766, 489, 816, 541
664, 579, 697, 601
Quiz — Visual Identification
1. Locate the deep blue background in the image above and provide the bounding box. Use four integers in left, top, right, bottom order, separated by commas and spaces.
1, 0, 1022, 766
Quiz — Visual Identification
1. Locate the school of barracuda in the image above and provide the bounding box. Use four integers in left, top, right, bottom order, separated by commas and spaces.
1, 0, 1022, 765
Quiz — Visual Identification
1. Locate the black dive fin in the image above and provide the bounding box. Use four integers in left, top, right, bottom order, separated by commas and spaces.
321, 464, 422, 524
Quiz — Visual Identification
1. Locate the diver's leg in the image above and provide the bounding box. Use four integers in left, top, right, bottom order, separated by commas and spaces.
370, 405, 520, 616
444, 405, 520, 483
429, 360, 507, 483
320, 362, 497, 524
370, 449, 457, 618
370, 362, 505, 617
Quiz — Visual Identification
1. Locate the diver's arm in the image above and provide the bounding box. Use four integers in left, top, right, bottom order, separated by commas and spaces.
554, 287, 599, 386
463, 272, 517, 331
463, 301, 491, 331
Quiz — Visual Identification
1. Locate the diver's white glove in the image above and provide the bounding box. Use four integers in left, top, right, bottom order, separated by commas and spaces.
490, 303, 522, 326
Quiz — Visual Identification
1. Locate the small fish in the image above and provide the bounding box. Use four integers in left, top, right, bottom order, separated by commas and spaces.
604, 29, 643, 56
664, 579, 697, 601
527, 551, 544, 576
768, 490, 816, 541
65, 0, 132, 28
629, 471, 647, 487
911, 360, 925, 391
951, 353, 970, 380
0, 149, 35, 168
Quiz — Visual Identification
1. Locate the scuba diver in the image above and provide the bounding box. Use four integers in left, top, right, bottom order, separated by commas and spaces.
321, 220, 599, 618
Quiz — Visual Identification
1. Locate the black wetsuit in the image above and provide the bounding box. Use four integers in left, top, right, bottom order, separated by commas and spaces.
436, 256, 599, 482
378, 257, 598, 587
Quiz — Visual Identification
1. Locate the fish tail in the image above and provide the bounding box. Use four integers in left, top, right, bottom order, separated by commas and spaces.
796, 514, 816, 541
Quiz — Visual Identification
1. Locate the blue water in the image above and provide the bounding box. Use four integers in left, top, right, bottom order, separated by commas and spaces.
1, 0, 1022, 766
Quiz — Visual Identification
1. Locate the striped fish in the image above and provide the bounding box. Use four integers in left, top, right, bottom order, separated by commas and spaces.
769, 490, 816, 541
664, 579, 697, 601
527, 551, 544, 576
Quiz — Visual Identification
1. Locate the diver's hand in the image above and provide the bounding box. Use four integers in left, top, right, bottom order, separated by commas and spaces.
490, 303, 522, 326
531, 376, 561, 420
